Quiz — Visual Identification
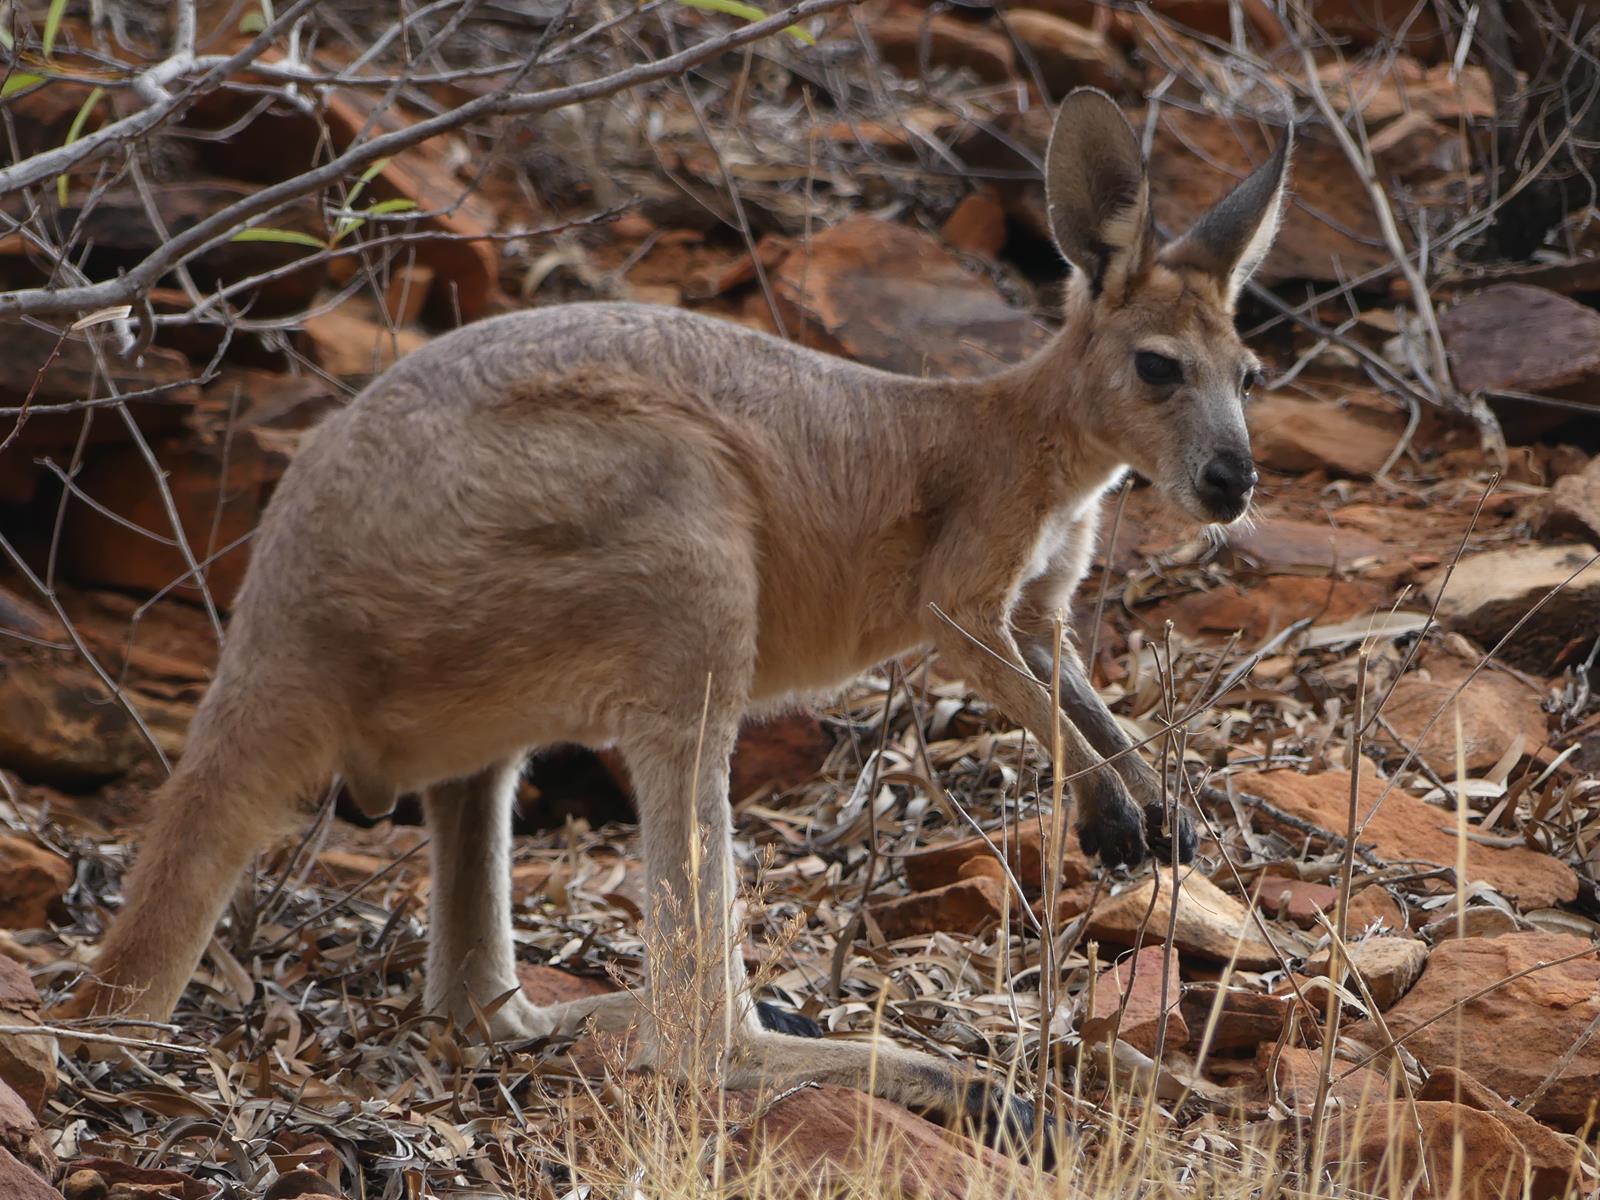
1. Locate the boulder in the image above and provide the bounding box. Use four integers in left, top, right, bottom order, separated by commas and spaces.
1247, 391, 1406, 478
940, 190, 1007, 260
1374, 650, 1548, 777
867, 14, 1014, 84
729, 711, 833, 804
1326, 1099, 1552, 1200
1343, 885, 1410, 935
1081, 944, 1187, 1057
1305, 936, 1429, 1011
1239, 771, 1578, 911
0, 837, 71, 930
869, 876, 1007, 939
302, 296, 430, 379
773, 217, 1047, 378
61, 418, 295, 607
0, 1147, 62, 1200
1154, 576, 1387, 643
0, 649, 189, 784
1440, 284, 1600, 405
1084, 868, 1288, 970
0, 1078, 54, 1178
0, 957, 55, 1113
1002, 11, 1131, 94
1261, 1044, 1394, 1115
1417, 1068, 1585, 1200
1420, 543, 1600, 671
1222, 518, 1389, 575
738, 1083, 1050, 1200
901, 822, 1092, 896
1366, 932, 1600, 1129
1533, 453, 1600, 543
1178, 984, 1290, 1052
59, 1159, 215, 1200
1252, 877, 1340, 927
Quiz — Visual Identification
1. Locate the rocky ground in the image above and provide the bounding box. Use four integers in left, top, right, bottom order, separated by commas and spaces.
3, 2, 1600, 1198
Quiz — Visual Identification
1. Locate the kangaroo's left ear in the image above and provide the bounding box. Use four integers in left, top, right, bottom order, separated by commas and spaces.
1162, 124, 1293, 307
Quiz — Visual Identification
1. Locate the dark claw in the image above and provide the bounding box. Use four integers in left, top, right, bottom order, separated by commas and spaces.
1077, 799, 1148, 869
1143, 802, 1197, 864
755, 1000, 822, 1038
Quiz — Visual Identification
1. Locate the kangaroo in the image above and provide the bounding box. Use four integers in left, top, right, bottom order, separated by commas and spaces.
64, 90, 1289, 1144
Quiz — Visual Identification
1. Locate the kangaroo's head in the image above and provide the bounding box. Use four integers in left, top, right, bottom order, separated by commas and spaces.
1043, 89, 1291, 525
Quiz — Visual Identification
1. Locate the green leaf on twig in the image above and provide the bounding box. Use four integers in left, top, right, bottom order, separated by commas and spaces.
230, 227, 326, 249
1, 72, 45, 97
674, 0, 815, 45
57, 85, 104, 207
42, 0, 68, 57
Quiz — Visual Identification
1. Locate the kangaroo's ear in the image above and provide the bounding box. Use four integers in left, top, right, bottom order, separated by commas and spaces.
1163, 124, 1293, 307
1044, 88, 1153, 297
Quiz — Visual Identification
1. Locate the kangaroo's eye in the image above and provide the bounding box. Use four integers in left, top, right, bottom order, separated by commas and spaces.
1135, 351, 1183, 387
1242, 367, 1263, 397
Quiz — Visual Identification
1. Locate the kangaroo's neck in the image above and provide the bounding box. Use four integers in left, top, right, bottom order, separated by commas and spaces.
899, 301, 1121, 515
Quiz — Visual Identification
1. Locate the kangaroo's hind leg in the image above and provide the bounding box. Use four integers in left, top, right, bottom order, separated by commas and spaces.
63, 726, 327, 1026
422, 757, 550, 1040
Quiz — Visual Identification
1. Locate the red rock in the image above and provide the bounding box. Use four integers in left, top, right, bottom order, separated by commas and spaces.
60, 1159, 214, 1200
1178, 984, 1290, 1052
0, 1078, 53, 1178
0, 650, 187, 784
262, 1169, 342, 1199
901, 822, 1092, 896
868, 14, 1014, 84
1155, 576, 1387, 643
869, 877, 1007, 940
1261, 1044, 1394, 1114
940, 190, 1007, 260
1344, 885, 1410, 935
1239, 771, 1578, 911
0, 959, 55, 1115
1376, 651, 1548, 777
0, 1146, 62, 1200
1223, 517, 1390, 575
1084, 868, 1287, 970
739, 1083, 1049, 1200
1366, 933, 1600, 1129
1082, 945, 1187, 1057
1421, 543, 1600, 672
1535, 454, 1600, 543
0, 838, 70, 930
1417, 1068, 1585, 1200
729, 711, 833, 803
302, 296, 430, 380
1248, 391, 1407, 478
1441, 284, 1600, 402
774, 217, 1047, 378
1327, 1099, 1540, 1199
1252, 877, 1340, 926
1002, 11, 1130, 94
60, 423, 291, 608
516, 964, 616, 1008
1306, 936, 1429, 1011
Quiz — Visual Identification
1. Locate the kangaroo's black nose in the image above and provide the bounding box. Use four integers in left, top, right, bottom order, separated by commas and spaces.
1198, 451, 1257, 520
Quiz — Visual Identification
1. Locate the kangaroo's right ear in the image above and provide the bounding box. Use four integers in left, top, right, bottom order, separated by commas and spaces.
1044, 88, 1153, 299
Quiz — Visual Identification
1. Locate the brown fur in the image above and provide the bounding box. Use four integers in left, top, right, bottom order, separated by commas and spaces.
64, 90, 1290, 1139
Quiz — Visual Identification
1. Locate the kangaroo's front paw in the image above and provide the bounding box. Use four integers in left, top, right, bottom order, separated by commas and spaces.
1142, 802, 1197, 864
954, 1075, 1039, 1159
755, 1000, 822, 1038
1076, 777, 1148, 868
